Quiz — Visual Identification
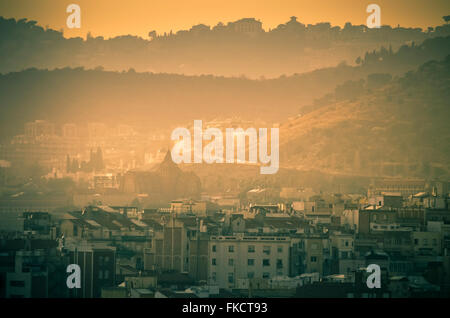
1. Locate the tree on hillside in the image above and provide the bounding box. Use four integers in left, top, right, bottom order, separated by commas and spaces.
148, 30, 157, 40
96, 147, 104, 170
66, 155, 71, 173
71, 158, 79, 173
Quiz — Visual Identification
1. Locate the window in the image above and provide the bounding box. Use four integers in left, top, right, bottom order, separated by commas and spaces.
432, 239, 437, 246
212, 258, 217, 266
310, 256, 317, 262
262, 272, 270, 279
248, 259, 255, 266
10, 280, 25, 287
341, 251, 348, 259
263, 259, 270, 266
228, 258, 234, 266
248, 272, 255, 279
263, 246, 271, 255
211, 272, 216, 282
104, 270, 109, 279
98, 270, 103, 279
414, 239, 419, 245
276, 259, 283, 269
228, 273, 234, 284
104, 256, 109, 263
212, 245, 217, 252
228, 245, 235, 253
277, 246, 283, 253
248, 245, 255, 253
423, 239, 428, 246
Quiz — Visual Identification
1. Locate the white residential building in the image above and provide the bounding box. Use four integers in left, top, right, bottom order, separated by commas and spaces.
208, 234, 290, 289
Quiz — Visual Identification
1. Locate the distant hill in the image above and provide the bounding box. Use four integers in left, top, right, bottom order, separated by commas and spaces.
0, 36, 449, 141
1, 16, 450, 77
280, 56, 450, 179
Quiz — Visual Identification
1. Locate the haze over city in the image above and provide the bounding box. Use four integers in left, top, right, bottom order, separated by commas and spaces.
0, 0, 449, 302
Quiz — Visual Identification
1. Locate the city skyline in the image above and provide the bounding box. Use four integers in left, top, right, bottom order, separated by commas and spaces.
0, 0, 449, 302
0, 0, 449, 39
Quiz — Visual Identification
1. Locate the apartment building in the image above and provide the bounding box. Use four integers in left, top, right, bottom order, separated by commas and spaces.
64, 240, 116, 298
208, 234, 290, 289
5, 250, 48, 298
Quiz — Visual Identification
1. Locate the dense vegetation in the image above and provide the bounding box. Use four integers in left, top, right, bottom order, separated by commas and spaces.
1, 16, 450, 77
281, 56, 450, 178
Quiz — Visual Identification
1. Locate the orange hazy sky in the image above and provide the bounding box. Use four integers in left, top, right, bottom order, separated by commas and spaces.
1, 0, 449, 39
